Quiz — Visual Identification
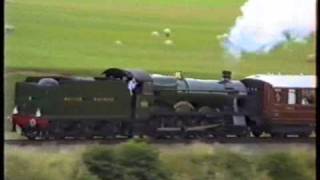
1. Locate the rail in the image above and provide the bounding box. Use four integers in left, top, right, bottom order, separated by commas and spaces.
4, 137, 315, 146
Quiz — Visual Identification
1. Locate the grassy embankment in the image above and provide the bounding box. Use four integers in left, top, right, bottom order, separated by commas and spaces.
5, 142, 316, 180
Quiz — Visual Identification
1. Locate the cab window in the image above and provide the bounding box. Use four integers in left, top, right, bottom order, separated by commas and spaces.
142, 82, 153, 95
177, 80, 188, 92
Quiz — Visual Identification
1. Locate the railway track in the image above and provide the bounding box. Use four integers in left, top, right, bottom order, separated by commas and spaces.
4, 137, 316, 146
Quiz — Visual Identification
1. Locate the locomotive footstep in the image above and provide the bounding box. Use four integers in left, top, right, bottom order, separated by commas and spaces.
225, 134, 238, 138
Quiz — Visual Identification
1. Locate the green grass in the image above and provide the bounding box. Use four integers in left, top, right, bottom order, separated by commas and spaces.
5, 0, 315, 79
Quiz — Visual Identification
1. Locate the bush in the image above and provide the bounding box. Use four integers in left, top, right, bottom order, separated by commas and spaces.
291, 150, 316, 179
5, 149, 98, 180
161, 151, 210, 180
83, 147, 125, 180
206, 150, 256, 180
256, 152, 311, 180
6, 143, 314, 180
160, 146, 274, 180
82, 141, 172, 180
118, 141, 171, 180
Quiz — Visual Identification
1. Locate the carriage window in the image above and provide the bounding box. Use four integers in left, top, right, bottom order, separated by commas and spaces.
288, 89, 296, 104
274, 89, 281, 103
301, 89, 315, 105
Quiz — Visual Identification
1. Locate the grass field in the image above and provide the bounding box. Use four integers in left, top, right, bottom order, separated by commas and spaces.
4, 0, 315, 130
5, 0, 315, 78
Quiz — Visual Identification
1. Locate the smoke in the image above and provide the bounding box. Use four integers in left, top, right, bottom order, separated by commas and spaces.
219, 0, 316, 58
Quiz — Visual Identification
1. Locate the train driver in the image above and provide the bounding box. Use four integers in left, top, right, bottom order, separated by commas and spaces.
128, 78, 138, 96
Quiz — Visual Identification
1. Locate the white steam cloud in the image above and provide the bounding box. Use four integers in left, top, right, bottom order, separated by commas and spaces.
219, 0, 316, 58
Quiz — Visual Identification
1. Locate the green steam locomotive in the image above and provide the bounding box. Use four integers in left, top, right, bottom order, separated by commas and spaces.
10, 68, 315, 140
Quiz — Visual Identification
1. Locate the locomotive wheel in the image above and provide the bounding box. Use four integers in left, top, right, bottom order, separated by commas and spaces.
100, 122, 118, 138
198, 106, 213, 114
24, 127, 39, 140
237, 131, 249, 137
83, 124, 95, 139
51, 124, 65, 139
122, 122, 134, 138
211, 131, 226, 138
174, 101, 194, 112
73, 123, 85, 139
271, 132, 286, 138
54, 133, 65, 140
183, 133, 197, 139
127, 132, 134, 138
198, 120, 210, 138
299, 131, 311, 138
41, 130, 50, 140
146, 119, 159, 138
251, 129, 263, 137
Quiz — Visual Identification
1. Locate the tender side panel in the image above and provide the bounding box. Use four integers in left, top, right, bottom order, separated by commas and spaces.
15, 82, 46, 115
15, 80, 132, 120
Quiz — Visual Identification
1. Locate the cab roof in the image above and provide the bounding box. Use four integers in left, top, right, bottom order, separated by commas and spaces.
102, 68, 153, 82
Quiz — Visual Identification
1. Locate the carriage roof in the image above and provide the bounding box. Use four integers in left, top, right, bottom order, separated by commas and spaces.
244, 74, 316, 88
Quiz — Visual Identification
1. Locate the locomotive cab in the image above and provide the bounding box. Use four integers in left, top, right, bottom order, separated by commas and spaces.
102, 68, 154, 120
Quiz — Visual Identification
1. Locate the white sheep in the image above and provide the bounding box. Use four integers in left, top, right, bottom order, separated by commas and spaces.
164, 39, 173, 45
151, 31, 160, 37
307, 54, 315, 62
163, 28, 171, 37
5, 25, 15, 33
216, 33, 228, 40
115, 40, 123, 45
307, 54, 315, 59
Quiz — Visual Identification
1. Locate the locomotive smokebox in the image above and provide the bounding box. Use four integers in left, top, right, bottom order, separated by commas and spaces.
222, 70, 232, 81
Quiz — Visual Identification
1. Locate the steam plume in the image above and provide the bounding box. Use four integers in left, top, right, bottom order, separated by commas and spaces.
219, 0, 316, 58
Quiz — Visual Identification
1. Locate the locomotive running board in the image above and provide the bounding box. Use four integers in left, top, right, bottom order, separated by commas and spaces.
156, 127, 180, 131
185, 124, 220, 131
156, 124, 221, 132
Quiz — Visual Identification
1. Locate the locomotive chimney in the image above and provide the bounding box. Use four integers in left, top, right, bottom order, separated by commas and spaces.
222, 70, 231, 82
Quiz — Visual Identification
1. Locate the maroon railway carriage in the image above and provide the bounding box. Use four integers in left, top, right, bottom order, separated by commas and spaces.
241, 74, 316, 137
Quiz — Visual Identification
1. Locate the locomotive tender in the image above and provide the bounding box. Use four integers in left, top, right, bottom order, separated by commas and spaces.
10, 68, 316, 140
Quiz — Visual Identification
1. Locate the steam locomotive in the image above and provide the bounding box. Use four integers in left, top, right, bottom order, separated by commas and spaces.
10, 68, 316, 140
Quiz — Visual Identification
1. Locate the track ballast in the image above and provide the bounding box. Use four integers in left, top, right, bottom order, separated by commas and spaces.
5, 137, 316, 146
